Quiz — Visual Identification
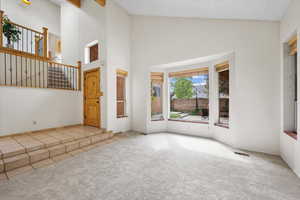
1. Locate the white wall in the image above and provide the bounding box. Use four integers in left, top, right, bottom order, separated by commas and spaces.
280, 0, 300, 177
1, 0, 61, 35
131, 16, 281, 155
60, 0, 131, 132
60, 0, 107, 129
0, 0, 287, 159
0, 0, 83, 136
61, 1, 106, 66
60, 2, 80, 66
0, 87, 82, 136
106, 1, 131, 132
0, 0, 132, 135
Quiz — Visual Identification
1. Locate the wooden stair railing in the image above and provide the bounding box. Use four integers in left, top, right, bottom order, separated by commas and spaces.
0, 10, 82, 91
0, 48, 82, 90
0, 10, 48, 59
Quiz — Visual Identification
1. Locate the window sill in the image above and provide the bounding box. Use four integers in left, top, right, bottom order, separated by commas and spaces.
214, 123, 229, 129
284, 130, 297, 140
168, 119, 209, 124
117, 115, 128, 119
151, 118, 165, 122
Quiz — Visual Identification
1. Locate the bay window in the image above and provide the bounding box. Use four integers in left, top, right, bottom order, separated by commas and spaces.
168, 68, 209, 123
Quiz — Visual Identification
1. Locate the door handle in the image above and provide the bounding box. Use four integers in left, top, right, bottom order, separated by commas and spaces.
96, 101, 99, 104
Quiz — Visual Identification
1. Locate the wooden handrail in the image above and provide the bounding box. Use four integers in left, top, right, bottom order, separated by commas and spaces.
0, 47, 78, 69
9, 21, 43, 35
0, 10, 81, 91
0, 47, 48, 61
0, 47, 81, 90
0, 10, 47, 58
49, 61, 78, 69
42, 27, 48, 58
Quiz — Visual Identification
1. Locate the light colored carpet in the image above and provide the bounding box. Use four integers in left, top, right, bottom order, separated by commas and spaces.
0, 133, 300, 200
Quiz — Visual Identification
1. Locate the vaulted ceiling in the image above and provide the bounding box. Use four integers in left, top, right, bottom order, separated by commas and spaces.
49, 0, 65, 6
114, 0, 291, 21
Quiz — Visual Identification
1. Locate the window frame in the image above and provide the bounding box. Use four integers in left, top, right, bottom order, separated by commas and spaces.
151, 72, 164, 121
116, 69, 128, 118
84, 40, 99, 64
167, 68, 210, 124
215, 61, 230, 128
283, 35, 298, 139
89, 43, 99, 63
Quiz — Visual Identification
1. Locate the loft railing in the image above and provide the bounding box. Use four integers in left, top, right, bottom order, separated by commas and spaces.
0, 10, 81, 91
0, 48, 82, 90
0, 11, 48, 58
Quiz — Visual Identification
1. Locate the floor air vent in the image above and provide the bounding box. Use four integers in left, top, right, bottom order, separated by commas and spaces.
234, 152, 250, 157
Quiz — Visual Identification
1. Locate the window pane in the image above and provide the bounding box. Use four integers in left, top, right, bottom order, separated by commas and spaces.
169, 74, 209, 123
151, 82, 163, 120
117, 101, 125, 117
116, 75, 126, 117
117, 76, 125, 100
218, 70, 229, 125
89, 44, 98, 63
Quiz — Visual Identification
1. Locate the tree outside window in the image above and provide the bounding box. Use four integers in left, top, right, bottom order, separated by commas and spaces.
169, 73, 209, 122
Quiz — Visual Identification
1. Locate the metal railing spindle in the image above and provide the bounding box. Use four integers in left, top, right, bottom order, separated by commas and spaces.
15, 54, 17, 86
10, 53, 12, 85
21, 56, 23, 86
4, 53, 6, 85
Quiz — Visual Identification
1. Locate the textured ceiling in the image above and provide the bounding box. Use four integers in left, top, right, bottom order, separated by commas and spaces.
114, 0, 291, 21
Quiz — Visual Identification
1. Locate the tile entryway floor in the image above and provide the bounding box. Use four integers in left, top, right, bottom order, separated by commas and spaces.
0, 126, 114, 179
0, 133, 300, 200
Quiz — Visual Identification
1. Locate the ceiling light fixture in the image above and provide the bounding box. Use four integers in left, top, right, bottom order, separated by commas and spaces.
22, 0, 32, 5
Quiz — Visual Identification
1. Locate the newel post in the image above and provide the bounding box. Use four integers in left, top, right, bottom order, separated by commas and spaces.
78, 61, 82, 91
42, 27, 48, 58
0, 10, 4, 48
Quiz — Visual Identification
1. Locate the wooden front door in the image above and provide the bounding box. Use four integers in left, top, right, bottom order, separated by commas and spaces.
84, 68, 101, 128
